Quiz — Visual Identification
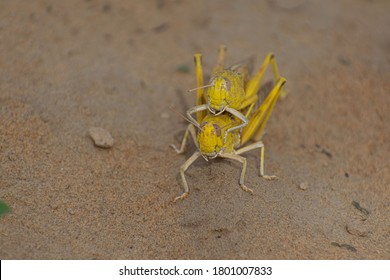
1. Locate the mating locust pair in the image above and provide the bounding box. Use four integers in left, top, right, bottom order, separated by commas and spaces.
171, 45, 287, 201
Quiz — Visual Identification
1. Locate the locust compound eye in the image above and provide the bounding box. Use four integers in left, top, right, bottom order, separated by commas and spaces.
212, 124, 221, 137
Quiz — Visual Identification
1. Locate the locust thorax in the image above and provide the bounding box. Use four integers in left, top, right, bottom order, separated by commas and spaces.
198, 121, 223, 159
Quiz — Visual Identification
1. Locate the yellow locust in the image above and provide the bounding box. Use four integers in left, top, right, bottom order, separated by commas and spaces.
187, 45, 284, 136
171, 47, 287, 200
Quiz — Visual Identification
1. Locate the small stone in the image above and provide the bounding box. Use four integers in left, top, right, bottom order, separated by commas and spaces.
346, 222, 369, 237
7, 152, 16, 161
67, 208, 75, 215
49, 202, 59, 210
298, 182, 309, 190
88, 127, 114, 148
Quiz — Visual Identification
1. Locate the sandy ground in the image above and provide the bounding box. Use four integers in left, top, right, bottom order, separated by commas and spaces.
0, 0, 389, 259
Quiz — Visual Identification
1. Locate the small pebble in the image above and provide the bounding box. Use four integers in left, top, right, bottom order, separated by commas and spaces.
346, 223, 369, 237
298, 182, 309, 190
88, 127, 114, 148
7, 152, 16, 161
49, 202, 59, 210
67, 208, 75, 215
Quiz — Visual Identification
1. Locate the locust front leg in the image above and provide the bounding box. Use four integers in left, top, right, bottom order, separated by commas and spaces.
187, 105, 249, 144
220, 153, 254, 194
225, 107, 249, 132
174, 151, 201, 202
236, 141, 277, 180
186, 104, 207, 131
220, 142, 278, 196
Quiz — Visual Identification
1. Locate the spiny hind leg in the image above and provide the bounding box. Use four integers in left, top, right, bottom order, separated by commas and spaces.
174, 151, 201, 202
252, 78, 287, 141
170, 124, 198, 154
220, 153, 254, 195
245, 53, 287, 102
236, 141, 278, 180
212, 45, 227, 76
241, 77, 287, 145
194, 54, 206, 122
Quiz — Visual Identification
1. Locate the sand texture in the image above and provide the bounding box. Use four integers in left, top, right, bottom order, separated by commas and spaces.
0, 0, 389, 259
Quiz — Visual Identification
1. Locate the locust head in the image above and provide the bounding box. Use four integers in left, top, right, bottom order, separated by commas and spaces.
198, 121, 224, 160
207, 76, 231, 114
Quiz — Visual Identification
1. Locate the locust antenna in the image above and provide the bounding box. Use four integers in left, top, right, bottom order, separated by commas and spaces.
169, 106, 202, 130
188, 84, 213, 93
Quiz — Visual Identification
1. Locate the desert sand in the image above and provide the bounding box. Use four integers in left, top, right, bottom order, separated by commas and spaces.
0, 0, 389, 259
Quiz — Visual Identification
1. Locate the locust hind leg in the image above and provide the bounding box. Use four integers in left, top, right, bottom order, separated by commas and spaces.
252, 77, 287, 142
194, 54, 206, 122
220, 153, 254, 195
211, 45, 227, 76
170, 124, 198, 154
241, 77, 287, 145
235, 141, 277, 180
243, 53, 287, 108
174, 151, 201, 202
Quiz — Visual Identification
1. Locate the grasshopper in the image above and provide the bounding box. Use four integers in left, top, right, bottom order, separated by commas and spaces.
171, 77, 287, 201
187, 45, 284, 138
